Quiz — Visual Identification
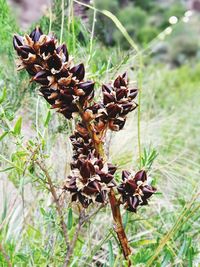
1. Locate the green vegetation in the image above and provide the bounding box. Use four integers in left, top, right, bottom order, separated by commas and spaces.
90, 0, 186, 47
0, 0, 200, 266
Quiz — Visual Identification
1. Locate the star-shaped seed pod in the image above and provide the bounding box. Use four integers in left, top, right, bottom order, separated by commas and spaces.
118, 170, 156, 212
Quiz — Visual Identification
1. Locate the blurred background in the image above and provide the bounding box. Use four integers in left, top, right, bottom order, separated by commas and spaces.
0, 0, 200, 266
7, 0, 200, 66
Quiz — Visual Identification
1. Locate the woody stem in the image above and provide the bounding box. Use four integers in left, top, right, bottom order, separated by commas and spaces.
108, 189, 131, 262
77, 103, 131, 263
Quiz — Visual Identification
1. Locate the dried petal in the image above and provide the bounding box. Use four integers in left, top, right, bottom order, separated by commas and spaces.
56, 44, 68, 62
78, 81, 95, 96
79, 160, 96, 179
70, 63, 85, 81
13, 34, 23, 50
47, 54, 62, 70
33, 70, 51, 85
40, 39, 56, 55
29, 26, 43, 42
135, 170, 147, 182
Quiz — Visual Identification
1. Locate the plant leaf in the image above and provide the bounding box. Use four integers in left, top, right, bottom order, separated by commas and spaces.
13, 117, 22, 135
44, 110, 51, 127
0, 131, 8, 141
0, 87, 7, 104
108, 240, 114, 267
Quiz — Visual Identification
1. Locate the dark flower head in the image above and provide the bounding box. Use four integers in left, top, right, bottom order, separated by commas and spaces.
13, 27, 95, 120
118, 170, 156, 212
64, 147, 117, 208
88, 72, 138, 132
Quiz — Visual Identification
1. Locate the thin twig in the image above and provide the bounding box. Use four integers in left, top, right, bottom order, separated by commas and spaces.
62, 205, 104, 266
84, 204, 105, 223
34, 159, 69, 247
63, 209, 85, 267
0, 243, 12, 267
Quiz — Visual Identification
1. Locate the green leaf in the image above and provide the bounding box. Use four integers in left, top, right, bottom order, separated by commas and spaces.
0, 87, 7, 104
0, 131, 8, 141
15, 253, 29, 262
40, 207, 46, 216
13, 117, 22, 135
188, 247, 194, 267
0, 166, 15, 173
15, 151, 28, 158
108, 240, 114, 267
67, 208, 73, 230
44, 110, 51, 127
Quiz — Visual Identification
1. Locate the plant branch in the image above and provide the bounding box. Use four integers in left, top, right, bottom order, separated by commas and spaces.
63, 209, 85, 267
34, 159, 69, 247
108, 189, 131, 261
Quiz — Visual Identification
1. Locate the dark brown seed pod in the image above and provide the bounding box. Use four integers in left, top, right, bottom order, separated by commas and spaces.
118, 170, 156, 212
13, 27, 95, 120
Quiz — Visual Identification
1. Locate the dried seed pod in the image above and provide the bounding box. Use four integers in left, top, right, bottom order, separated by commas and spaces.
118, 170, 156, 212
64, 153, 117, 208
88, 73, 138, 132
13, 27, 95, 119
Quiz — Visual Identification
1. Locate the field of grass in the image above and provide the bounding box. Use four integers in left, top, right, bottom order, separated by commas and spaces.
0, 0, 200, 266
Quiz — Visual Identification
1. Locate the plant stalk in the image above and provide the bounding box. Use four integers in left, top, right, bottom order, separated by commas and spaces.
77, 104, 132, 263
108, 189, 131, 262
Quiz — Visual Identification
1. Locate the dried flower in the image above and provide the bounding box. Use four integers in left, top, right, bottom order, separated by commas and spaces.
13, 27, 95, 119
13, 26, 157, 263
118, 170, 156, 212
63, 119, 117, 208
13, 27, 156, 213
64, 153, 117, 207
90, 73, 138, 132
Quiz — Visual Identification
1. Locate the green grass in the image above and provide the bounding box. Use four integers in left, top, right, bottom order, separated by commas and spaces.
0, 0, 200, 266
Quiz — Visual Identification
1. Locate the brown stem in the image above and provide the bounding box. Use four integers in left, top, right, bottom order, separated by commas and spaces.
77, 102, 105, 159
0, 243, 12, 267
109, 189, 131, 261
77, 103, 132, 263
34, 159, 69, 247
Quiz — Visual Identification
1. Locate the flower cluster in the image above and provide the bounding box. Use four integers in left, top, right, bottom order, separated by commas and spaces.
13, 27, 94, 119
13, 27, 156, 212
63, 122, 117, 208
69, 122, 95, 161
118, 170, 156, 212
89, 73, 138, 132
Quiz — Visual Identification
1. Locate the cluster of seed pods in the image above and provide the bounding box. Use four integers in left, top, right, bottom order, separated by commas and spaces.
13, 27, 156, 211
